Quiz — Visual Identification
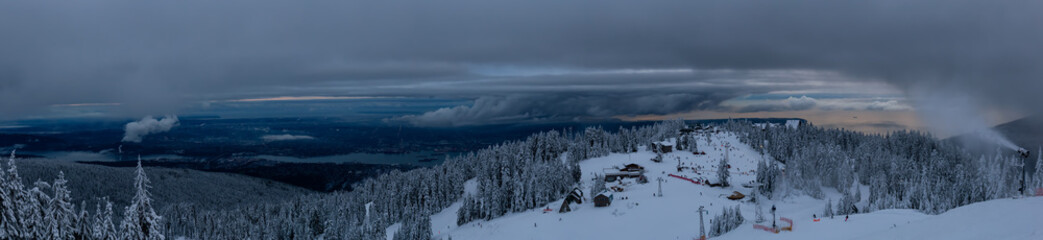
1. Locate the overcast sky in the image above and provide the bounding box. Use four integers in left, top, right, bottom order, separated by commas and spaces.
1, 0, 1040, 134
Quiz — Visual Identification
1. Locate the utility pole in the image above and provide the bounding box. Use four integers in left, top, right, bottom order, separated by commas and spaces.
698, 206, 708, 240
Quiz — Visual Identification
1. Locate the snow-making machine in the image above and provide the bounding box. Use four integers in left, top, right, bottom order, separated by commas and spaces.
1018, 148, 1030, 195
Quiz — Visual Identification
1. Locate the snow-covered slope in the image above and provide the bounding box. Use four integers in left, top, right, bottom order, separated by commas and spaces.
857, 197, 1043, 240
429, 131, 1043, 240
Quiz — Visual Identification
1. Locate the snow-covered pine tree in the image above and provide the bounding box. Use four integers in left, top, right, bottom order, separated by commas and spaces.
27, 181, 50, 239
0, 151, 15, 238
717, 157, 730, 187
4, 150, 26, 238
73, 202, 92, 240
1035, 147, 1043, 191
120, 159, 164, 240
823, 199, 834, 218
836, 191, 859, 215
709, 205, 744, 237
734, 205, 744, 224
754, 204, 765, 223
393, 214, 431, 240
687, 134, 698, 153
853, 183, 862, 209
676, 136, 684, 151
93, 200, 117, 240
456, 195, 475, 226
46, 171, 75, 239
306, 209, 324, 237
755, 160, 772, 197
569, 158, 583, 183
590, 174, 606, 195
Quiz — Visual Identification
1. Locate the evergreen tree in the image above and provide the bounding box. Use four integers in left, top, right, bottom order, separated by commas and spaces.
27, 181, 50, 239
853, 183, 862, 207
823, 199, 834, 218
755, 160, 772, 196
590, 174, 606, 195
93, 200, 117, 240
5, 151, 26, 238
1035, 147, 1043, 191
73, 202, 92, 240
46, 171, 75, 239
393, 214, 431, 240
120, 159, 164, 240
0, 151, 17, 238
709, 205, 744, 237
717, 157, 730, 187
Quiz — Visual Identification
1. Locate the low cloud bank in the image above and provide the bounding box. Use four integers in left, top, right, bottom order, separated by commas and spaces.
262, 134, 315, 141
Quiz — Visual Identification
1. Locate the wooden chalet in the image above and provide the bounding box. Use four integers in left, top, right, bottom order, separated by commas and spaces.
594, 192, 613, 207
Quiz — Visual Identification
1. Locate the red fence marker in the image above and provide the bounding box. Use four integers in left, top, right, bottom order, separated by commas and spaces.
753, 224, 776, 233
667, 174, 702, 185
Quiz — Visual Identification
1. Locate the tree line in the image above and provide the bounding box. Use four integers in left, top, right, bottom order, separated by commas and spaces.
0, 151, 163, 239
727, 121, 1032, 214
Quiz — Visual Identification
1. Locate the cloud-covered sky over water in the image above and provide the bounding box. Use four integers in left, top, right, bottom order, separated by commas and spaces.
1, 0, 1040, 133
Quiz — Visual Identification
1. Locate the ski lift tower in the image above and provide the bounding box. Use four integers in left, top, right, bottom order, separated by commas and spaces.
657, 177, 664, 197
698, 206, 708, 240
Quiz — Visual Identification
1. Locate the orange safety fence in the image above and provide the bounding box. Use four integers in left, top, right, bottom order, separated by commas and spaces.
668, 174, 702, 185
780, 217, 794, 231
753, 224, 777, 233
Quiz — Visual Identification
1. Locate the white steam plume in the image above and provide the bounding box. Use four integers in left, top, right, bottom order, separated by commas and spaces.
122, 115, 180, 143
910, 85, 1020, 150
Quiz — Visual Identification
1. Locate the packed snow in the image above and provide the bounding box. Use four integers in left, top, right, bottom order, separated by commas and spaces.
429, 131, 1043, 240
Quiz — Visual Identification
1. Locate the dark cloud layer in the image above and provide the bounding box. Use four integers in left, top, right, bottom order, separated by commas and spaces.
1, 0, 1040, 124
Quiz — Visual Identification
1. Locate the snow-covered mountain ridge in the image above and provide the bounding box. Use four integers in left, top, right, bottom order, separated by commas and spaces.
423, 131, 1042, 240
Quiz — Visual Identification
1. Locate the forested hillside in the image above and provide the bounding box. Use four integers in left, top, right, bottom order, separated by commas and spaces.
16, 159, 310, 212
724, 121, 1031, 214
